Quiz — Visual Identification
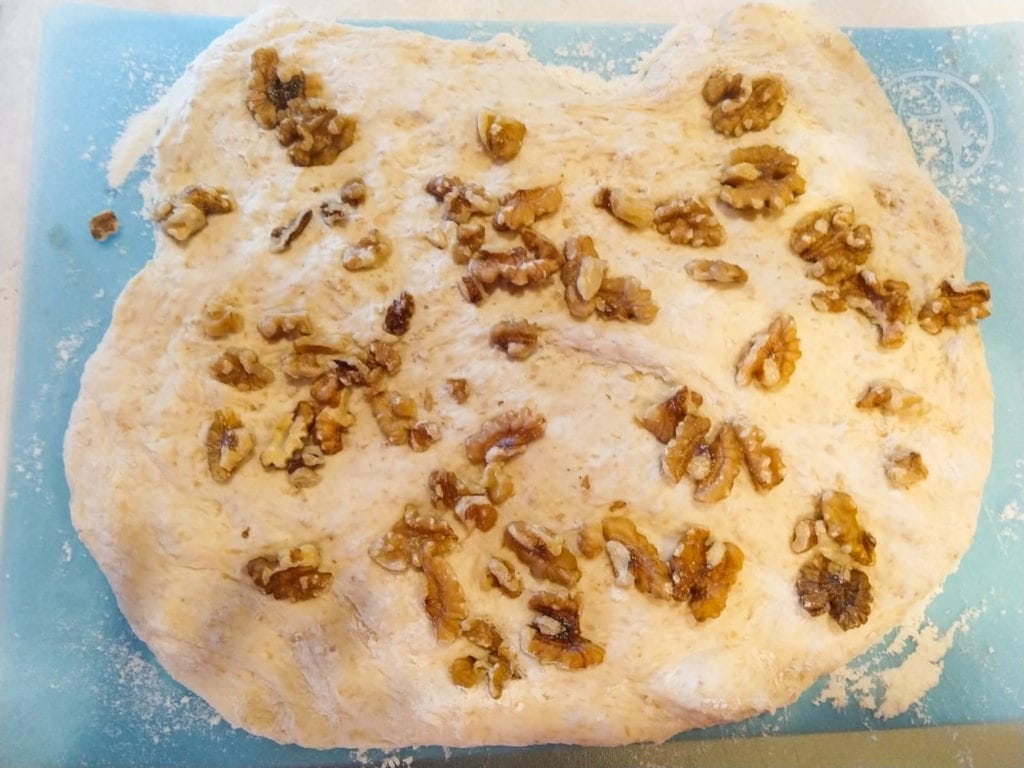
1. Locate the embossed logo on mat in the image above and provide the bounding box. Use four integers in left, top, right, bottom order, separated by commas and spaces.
884, 70, 994, 194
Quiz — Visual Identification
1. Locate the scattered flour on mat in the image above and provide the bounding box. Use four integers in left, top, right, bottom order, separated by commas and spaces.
815, 606, 982, 720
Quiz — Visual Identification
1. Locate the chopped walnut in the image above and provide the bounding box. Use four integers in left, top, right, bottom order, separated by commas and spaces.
269, 209, 313, 253
524, 591, 605, 669
856, 380, 925, 416
210, 347, 274, 391
482, 461, 514, 505
790, 205, 873, 286
670, 527, 745, 621
702, 71, 787, 137
455, 618, 522, 698
885, 448, 929, 489
735, 314, 800, 390
455, 495, 498, 532
320, 199, 349, 227
383, 291, 415, 337
641, 386, 704, 444
276, 98, 357, 167
842, 270, 913, 349
477, 109, 527, 162
422, 556, 468, 643
369, 389, 417, 446
257, 312, 313, 341
342, 229, 391, 271
89, 210, 119, 242
409, 421, 442, 453
577, 521, 605, 559
246, 47, 305, 129
719, 145, 805, 211
796, 552, 872, 631
340, 178, 367, 206
693, 422, 743, 503
468, 245, 560, 289
653, 197, 725, 247
452, 222, 486, 264
205, 408, 255, 482
446, 378, 470, 404
246, 543, 333, 601
490, 319, 541, 360
662, 413, 712, 484
685, 259, 747, 286
458, 274, 489, 304
428, 469, 480, 510
465, 408, 546, 464
425, 175, 498, 223
560, 236, 608, 319
493, 185, 562, 232
368, 339, 402, 376
601, 516, 673, 599
790, 517, 822, 554
260, 400, 315, 470
153, 184, 235, 242
819, 491, 876, 566
503, 521, 581, 587
483, 557, 524, 598
201, 301, 243, 339
369, 505, 459, 573
918, 279, 992, 334
735, 420, 785, 491
286, 442, 325, 489
595, 275, 659, 324
313, 408, 347, 455
810, 288, 849, 313
593, 187, 655, 229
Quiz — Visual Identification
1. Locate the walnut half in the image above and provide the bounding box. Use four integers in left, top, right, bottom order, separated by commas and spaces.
210, 347, 274, 391
719, 145, 805, 212
246, 543, 333, 601
918, 280, 992, 334
205, 408, 255, 483
503, 521, 581, 587
702, 71, 787, 137
153, 184, 235, 242
670, 527, 745, 621
464, 408, 546, 464
490, 319, 541, 360
653, 197, 725, 247
601, 516, 673, 600
477, 109, 527, 162
790, 205, 873, 286
523, 591, 605, 669
422, 556, 468, 643
796, 552, 872, 631
735, 314, 800, 390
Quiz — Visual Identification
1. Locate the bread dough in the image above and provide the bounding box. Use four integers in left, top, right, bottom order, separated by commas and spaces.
64, 5, 993, 749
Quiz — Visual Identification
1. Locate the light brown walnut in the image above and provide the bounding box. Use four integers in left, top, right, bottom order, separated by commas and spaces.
201, 301, 244, 339
670, 527, 745, 621
842, 270, 913, 349
601, 516, 673, 599
790, 204, 873, 286
523, 592, 605, 669
640, 386, 704, 444
819, 491, 876, 566
735, 420, 785, 491
464, 408, 546, 464
503, 521, 581, 587
246, 543, 333, 602
490, 319, 541, 360
661, 413, 712, 484
483, 557, 523, 598
856, 380, 925, 416
719, 145, 805, 211
702, 71, 787, 136
796, 552, 872, 631
493, 185, 562, 232
653, 196, 725, 247
369, 505, 459, 573
918, 280, 992, 334
593, 187, 655, 229
269, 209, 313, 253
422, 556, 468, 643
685, 259, 747, 286
885, 448, 929, 489
693, 422, 743, 503
205, 408, 255, 483
477, 109, 527, 162
210, 347, 274, 391
425, 175, 498, 224
735, 314, 800, 390
153, 184, 235, 242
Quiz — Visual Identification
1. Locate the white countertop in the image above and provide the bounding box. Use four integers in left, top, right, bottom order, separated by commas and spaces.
1, 0, 1022, 523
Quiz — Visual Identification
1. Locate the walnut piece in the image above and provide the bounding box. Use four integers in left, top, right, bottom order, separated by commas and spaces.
594, 275, 659, 324
454, 495, 498, 532
918, 279, 992, 334
482, 461, 515, 505
320, 199, 349, 227
340, 178, 367, 206
465, 408, 546, 464
260, 400, 315, 470
790, 205, 873, 286
468, 245, 560, 289
452, 222, 486, 264
369, 389, 418, 446
735, 420, 785, 491
422, 556, 468, 643
425, 175, 498, 223
269, 209, 313, 253
842, 270, 913, 349
246, 47, 305, 129
276, 98, 357, 168
670, 527, 745, 621
524, 591, 605, 669
885, 448, 929, 489
702, 71, 787, 137
205, 408, 255, 483
819, 491, 876, 566
790, 517, 822, 554
342, 229, 391, 271
477, 109, 527, 162
210, 347, 274, 391
89, 210, 119, 242
735, 314, 801, 390
601, 516, 673, 599
593, 187, 655, 229
246, 543, 333, 601
201, 300, 243, 339
484, 556, 524, 598
653, 197, 725, 247
408, 421, 442, 453
493, 185, 562, 232
796, 552, 872, 631
719, 145, 806, 211
685, 259, 747, 286
428, 469, 480, 510
490, 319, 541, 360
369, 505, 459, 573
856, 379, 925, 415
453, 618, 522, 698
662, 413, 712, 484
458, 275, 489, 304
693, 422, 743, 503
153, 184, 235, 242
383, 291, 415, 337
503, 521, 581, 587
640, 386, 704, 444
257, 312, 313, 341
560, 236, 608, 319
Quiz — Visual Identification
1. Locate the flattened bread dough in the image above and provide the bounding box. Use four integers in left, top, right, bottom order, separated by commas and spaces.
64, 5, 992, 748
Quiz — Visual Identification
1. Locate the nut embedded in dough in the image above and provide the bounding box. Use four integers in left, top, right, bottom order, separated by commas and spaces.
209, 347, 274, 391
735, 313, 801, 390
653, 196, 725, 247
917, 279, 992, 334
464, 407, 546, 464
669, 526, 745, 621
502, 520, 581, 587
819, 491, 876, 566
477, 109, 527, 162
369, 505, 459, 573
204, 408, 255, 483
719, 145, 805, 211
601, 516, 673, 600
796, 552, 872, 631
523, 591, 605, 669
593, 186, 655, 229
702, 70, 787, 137
884, 448, 929, 489
245, 543, 333, 602
790, 204, 873, 286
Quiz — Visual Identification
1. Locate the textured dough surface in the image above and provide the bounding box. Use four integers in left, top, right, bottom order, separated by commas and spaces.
64, 5, 993, 749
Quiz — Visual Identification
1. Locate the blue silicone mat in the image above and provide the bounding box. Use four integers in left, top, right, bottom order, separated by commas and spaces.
1, 6, 1022, 767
